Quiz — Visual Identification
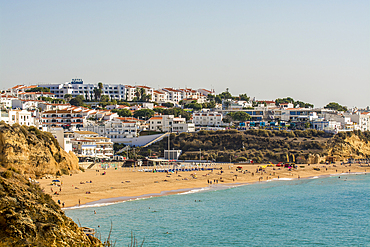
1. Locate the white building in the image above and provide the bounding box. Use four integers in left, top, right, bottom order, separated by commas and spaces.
149, 115, 195, 133
153, 90, 168, 103
161, 88, 182, 103
312, 120, 341, 133
192, 110, 223, 126
41, 108, 86, 130
0, 95, 17, 108
18, 91, 56, 100
49, 128, 73, 152
12, 99, 42, 110
71, 131, 114, 159
0, 109, 36, 127
345, 112, 370, 131
81, 118, 139, 140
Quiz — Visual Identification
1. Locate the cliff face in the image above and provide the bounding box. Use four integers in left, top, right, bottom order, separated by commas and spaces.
328, 134, 370, 159
0, 123, 79, 177
142, 129, 370, 163
0, 170, 101, 247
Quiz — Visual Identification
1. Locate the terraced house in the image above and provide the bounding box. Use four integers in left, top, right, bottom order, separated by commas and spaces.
41, 109, 85, 129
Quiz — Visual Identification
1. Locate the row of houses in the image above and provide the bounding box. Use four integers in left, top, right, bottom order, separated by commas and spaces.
4, 79, 214, 105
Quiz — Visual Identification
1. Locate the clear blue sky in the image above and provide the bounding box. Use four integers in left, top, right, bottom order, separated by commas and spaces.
1, 0, 369, 108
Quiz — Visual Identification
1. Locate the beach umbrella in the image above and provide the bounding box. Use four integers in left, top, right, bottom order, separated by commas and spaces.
52, 180, 60, 182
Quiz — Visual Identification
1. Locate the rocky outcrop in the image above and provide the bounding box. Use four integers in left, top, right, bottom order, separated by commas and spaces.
0, 170, 102, 247
327, 134, 370, 159
0, 123, 79, 177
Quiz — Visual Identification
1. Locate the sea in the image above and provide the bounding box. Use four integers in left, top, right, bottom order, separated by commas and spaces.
65, 173, 370, 246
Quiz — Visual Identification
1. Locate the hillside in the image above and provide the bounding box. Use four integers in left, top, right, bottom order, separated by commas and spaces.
0, 123, 79, 177
0, 123, 102, 246
140, 129, 370, 163
0, 170, 101, 246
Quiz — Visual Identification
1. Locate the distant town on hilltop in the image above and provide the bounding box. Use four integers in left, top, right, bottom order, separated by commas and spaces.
0, 78, 369, 162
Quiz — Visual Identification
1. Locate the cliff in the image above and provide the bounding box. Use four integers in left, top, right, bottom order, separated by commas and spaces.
0, 170, 101, 246
139, 129, 370, 163
327, 131, 370, 159
0, 123, 79, 177
0, 123, 102, 246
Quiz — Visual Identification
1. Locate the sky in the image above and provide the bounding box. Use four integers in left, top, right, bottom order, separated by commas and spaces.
1, 0, 369, 108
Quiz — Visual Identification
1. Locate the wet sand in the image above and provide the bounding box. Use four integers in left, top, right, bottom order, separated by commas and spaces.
37, 162, 369, 208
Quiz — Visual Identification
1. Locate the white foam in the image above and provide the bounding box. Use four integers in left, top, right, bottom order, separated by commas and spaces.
179, 187, 210, 195
309, 176, 319, 179
64, 201, 118, 210
277, 178, 293, 181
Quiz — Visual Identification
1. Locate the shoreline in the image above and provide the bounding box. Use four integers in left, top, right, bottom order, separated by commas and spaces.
64, 171, 368, 210
37, 162, 369, 209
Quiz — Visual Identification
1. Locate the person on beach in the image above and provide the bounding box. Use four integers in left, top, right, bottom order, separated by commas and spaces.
79, 199, 81, 205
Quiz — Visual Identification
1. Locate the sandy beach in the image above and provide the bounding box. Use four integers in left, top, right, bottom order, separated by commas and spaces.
37, 162, 369, 208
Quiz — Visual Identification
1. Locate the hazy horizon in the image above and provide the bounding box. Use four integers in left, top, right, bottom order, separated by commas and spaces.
1, 1, 369, 108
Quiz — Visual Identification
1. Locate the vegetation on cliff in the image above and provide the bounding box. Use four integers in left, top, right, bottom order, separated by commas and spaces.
0, 169, 101, 246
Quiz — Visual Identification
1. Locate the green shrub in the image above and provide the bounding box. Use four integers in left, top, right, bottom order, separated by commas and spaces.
7, 167, 20, 174
60, 168, 69, 175
2, 171, 12, 179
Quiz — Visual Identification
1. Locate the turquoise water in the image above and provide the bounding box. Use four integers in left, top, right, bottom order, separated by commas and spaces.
66, 174, 370, 246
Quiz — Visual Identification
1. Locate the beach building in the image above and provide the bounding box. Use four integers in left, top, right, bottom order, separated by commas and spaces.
344, 112, 370, 131
49, 128, 73, 152
312, 120, 341, 133
149, 115, 195, 133
71, 131, 114, 159
81, 117, 139, 140
192, 110, 223, 126
41, 108, 87, 130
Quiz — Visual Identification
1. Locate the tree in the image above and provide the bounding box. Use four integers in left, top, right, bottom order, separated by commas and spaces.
202, 101, 216, 109
324, 102, 347, 112
69, 95, 85, 106
162, 102, 174, 108
118, 101, 130, 106
93, 88, 102, 101
100, 95, 110, 102
207, 94, 215, 102
218, 91, 232, 100
112, 108, 132, 117
215, 95, 222, 104
227, 111, 251, 122
64, 94, 72, 102
239, 94, 250, 101
184, 102, 202, 110
275, 97, 314, 108
133, 109, 155, 120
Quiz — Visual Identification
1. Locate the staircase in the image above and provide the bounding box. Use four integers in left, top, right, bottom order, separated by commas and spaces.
142, 132, 170, 148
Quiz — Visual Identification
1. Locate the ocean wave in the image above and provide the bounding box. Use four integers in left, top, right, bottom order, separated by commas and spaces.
64, 202, 118, 210
178, 187, 211, 195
